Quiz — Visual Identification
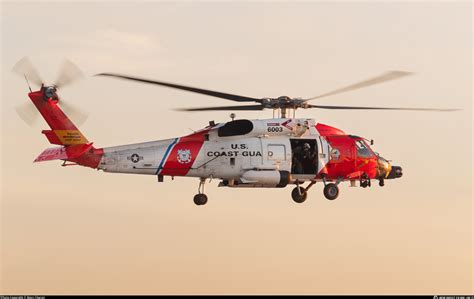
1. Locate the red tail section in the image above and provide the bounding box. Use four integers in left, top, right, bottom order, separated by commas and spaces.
31, 86, 103, 168
29, 87, 89, 145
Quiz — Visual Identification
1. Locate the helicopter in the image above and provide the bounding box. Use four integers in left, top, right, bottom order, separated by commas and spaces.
14, 57, 458, 205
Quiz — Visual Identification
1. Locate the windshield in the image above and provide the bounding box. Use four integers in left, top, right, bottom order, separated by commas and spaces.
355, 139, 374, 158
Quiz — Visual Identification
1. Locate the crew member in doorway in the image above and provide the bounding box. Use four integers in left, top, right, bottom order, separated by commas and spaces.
292, 143, 305, 174
302, 142, 317, 174
292, 142, 316, 174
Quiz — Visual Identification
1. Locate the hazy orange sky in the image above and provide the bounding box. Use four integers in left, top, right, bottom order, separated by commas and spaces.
1, 1, 472, 294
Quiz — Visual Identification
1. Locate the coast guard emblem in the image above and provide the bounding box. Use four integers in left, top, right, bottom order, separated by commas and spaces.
177, 149, 192, 164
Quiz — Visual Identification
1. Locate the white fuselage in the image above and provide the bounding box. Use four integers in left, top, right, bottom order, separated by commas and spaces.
97, 118, 331, 187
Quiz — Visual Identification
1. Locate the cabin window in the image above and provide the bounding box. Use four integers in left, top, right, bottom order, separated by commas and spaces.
267, 144, 286, 161
217, 119, 253, 137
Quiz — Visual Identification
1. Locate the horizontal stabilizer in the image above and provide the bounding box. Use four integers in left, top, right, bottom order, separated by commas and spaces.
34, 143, 94, 163
34, 146, 68, 162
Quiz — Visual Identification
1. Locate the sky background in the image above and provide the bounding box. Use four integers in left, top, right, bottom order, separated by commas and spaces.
1, 0, 472, 295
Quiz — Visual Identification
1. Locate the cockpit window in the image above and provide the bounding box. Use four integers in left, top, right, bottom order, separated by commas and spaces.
355, 140, 373, 158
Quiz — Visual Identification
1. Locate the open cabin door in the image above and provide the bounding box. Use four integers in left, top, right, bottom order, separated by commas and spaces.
290, 138, 318, 175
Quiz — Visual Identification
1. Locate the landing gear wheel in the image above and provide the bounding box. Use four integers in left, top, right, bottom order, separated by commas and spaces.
323, 183, 339, 200
193, 194, 208, 206
291, 187, 307, 203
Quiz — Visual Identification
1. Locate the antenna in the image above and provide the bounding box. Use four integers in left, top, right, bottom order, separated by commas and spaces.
24, 74, 32, 92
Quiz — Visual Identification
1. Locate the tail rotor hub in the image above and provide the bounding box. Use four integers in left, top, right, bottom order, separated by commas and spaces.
44, 86, 59, 101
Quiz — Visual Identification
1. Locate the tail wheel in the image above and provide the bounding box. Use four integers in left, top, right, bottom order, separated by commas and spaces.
193, 194, 208, 206
291, 187, 307, 203
323, 183, 339, 200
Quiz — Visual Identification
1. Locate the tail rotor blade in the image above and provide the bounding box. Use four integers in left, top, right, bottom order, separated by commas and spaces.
59, 100, 89, 126
12, 57, 43, 86
54, 59, 84, 89
15, 102, 39, 126
13, 58, 89, 126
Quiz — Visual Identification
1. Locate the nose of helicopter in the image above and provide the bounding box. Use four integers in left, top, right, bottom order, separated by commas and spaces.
377, 156, 403, 179
386, 165, 403, 179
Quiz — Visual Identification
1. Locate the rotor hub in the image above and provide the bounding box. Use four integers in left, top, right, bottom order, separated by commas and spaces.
261, 96, 309, 110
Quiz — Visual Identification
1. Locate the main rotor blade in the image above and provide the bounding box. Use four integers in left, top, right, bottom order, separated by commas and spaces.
55, 59, 84, 88
305, 71, 413, 101
176, 104, 265, 111
96, 73, 262, 103
307, 104, 460, 111
12, 57, 43, 86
